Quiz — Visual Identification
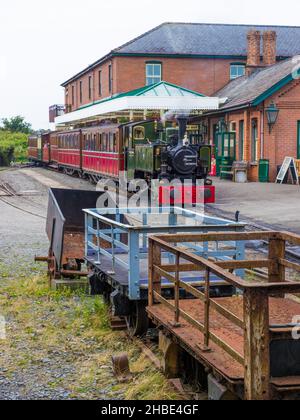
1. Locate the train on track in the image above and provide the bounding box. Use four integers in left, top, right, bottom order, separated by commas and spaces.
28, 118, 215, 205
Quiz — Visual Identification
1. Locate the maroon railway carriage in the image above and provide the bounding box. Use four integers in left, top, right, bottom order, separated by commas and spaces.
57, 129, 82, 175
28, 134, 50, 163
28, 135, 40, 161
81, 124, 125, 181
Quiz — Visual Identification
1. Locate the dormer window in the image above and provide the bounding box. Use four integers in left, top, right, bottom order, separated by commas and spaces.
230, 64, 246, 80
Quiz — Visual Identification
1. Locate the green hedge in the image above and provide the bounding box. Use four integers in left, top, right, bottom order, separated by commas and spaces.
0, 131, 28, 166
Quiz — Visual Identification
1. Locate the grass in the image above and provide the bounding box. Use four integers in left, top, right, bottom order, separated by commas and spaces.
0, 275, 179, 400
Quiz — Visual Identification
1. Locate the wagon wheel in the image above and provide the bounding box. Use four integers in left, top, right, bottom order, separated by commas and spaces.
125, 301, 149, 337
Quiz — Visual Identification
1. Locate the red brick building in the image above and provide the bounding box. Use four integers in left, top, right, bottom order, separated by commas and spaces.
198, 30, 300, 181
61, 23, 300, 113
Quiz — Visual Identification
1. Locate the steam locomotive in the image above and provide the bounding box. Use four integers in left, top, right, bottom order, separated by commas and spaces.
28, 118, 215, 204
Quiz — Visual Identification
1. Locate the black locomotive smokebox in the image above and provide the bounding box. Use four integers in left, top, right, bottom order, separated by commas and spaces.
171, 146, 198, 175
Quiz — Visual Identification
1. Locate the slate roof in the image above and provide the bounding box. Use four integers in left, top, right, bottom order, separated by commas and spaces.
62, 22, 300, 86
216, 57, 300, 110
114, 22, 300, 57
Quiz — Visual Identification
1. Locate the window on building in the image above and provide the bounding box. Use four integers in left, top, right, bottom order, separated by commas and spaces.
239, 120, 244, 161
251, 119, 258, 162
88, 76, 92, 100
230, 122, 237, 132
230, 64, 246, 80
108, 64, 112, 93
79, 81, 83, 104
72, 86, 75, 106
98, 70, 102, 96
146, 63, 162, 86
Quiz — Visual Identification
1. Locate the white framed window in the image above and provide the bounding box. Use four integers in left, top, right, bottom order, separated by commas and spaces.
230, 64, 246, 80
146, 63, 162, 86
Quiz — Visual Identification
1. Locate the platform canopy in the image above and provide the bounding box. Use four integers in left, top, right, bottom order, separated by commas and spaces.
55, 81, 227, 126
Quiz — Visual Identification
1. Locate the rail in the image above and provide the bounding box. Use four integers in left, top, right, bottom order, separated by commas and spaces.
148, 231, 300, 400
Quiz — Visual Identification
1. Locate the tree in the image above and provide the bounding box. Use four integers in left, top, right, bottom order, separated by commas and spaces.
1, 116, 32, 134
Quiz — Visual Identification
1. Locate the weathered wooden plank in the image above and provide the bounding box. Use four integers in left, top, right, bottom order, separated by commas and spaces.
279, 258, 300, 273
153, 231, 280, 244
149, 239, 162, 306
269, 238, 286, 283
153, 292, 245, 365
244, 289, 270, 400
151, 236, 300, 292
280, 231, 300, 246
160, 259, 270, 272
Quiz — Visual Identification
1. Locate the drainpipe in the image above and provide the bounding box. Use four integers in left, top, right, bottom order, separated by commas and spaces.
260, 106, 264, 159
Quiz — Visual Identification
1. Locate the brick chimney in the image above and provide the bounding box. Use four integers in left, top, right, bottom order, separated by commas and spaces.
263, 31, 277, 66
247, 30, 261, 66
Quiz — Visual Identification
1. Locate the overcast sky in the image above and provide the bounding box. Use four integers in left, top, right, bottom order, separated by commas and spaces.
1, 0, 300, 129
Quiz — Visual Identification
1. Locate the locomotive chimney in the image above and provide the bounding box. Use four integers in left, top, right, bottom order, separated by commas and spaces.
246, 30, 261, 76
177, 116, 188, 143
263, 31, 277, 66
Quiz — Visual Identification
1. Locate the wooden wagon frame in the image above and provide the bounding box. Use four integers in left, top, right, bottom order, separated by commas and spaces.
147, 231, 300, 400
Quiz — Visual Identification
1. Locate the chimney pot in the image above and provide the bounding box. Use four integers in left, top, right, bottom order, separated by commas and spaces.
263, 31, 277, 66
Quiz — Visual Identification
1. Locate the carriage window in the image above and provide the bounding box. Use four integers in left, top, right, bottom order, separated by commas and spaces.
97, 133, 101, 150
102, 133, 108, 151
113, 133, 117, 152
133, 126, 145, 140
109, 133, 114, 152
92, 134, 96, 151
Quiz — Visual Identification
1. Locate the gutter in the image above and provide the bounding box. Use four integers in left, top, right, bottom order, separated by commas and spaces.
199, 103, 251, 118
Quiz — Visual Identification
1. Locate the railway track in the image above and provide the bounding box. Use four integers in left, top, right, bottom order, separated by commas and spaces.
0, 181, 46, 220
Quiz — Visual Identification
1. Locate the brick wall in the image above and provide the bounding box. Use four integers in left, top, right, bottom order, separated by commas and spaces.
203, 79, 300, 182
263, 80, 300, 180
64, 56, 246, 111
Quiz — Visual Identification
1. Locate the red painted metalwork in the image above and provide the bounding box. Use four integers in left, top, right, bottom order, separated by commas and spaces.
28, 147, 38, 160
82, 151, 125, 178
43, 145, 50, 163
58, 149, 82, 169
49, 132, 59, 163
159, 185, 216, 205
57, 130, 82, 170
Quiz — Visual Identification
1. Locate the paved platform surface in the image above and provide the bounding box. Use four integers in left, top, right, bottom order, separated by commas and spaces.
208, 179, 300, 234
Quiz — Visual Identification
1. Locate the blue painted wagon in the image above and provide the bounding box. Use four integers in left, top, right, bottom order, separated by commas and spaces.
84, 206, 246, 335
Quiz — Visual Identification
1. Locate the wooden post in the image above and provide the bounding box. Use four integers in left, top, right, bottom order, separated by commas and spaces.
148, 239, 161, 306
268, 238, 286, 283
204, 268, 211, 350
244, 288, 270, 400
174, 252, 181, 327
